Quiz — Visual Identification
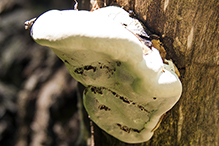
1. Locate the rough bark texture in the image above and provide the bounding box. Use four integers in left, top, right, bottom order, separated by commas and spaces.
0, 0, 218, 146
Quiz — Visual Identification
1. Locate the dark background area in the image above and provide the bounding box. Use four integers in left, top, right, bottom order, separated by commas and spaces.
0, 0, 91, 145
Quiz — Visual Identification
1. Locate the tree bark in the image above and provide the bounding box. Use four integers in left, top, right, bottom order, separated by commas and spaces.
92, 0, 219, 145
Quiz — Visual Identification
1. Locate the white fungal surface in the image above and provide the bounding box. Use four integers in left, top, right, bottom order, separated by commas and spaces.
31, 6, 182, 143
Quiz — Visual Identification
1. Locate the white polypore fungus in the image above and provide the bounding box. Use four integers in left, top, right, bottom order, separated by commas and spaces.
30, 6, 182, 143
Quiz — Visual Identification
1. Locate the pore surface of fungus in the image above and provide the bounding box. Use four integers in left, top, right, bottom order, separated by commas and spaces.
30, 6, 182, 143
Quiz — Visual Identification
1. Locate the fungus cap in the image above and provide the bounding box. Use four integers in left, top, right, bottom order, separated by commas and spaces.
31, 6, 182, 143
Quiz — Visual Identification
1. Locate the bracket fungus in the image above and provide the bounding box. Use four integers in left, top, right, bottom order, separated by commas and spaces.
30, 6, 182, 143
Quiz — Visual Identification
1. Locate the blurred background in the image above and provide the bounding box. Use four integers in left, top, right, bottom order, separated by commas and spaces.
0, 0, 92, 145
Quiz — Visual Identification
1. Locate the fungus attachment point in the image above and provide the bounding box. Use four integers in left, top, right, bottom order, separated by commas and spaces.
30, 6, 182, 143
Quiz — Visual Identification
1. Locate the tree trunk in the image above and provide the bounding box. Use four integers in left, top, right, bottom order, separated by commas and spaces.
92, 0, 219, 145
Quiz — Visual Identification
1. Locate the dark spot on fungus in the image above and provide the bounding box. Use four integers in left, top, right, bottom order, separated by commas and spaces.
84, 65, 97, 72
95, 99, 99, 103
98, 105, 111, 111
112, 91, 116, 95
74, 67, 83, 74
120, 96, 130, 104
64, 60, 70, 64
115, 82, 119, 85
103, 65, 109, 69
137, 105, 150, 113
116, 123, 144, 133
122, 23, 127, 26
90, 86, 103, 95
153, 97, 157, 100
74, 65, 97, 75
116, 61, 121, 66
84, 87, 88, 94
132, 126, 146, 133
132, 129, 141, 133
116, 123, 130, 133
117, 123, 121, 126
